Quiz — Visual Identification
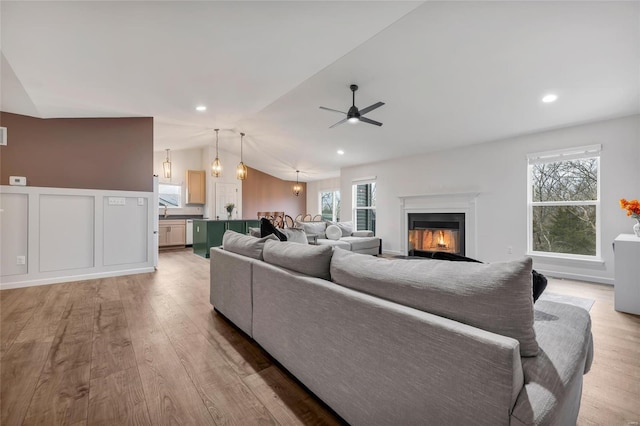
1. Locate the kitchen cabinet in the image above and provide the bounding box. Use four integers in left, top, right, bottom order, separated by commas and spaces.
159, 219, 186, 248
186, 170, 206, 204
193, 220, 260, 258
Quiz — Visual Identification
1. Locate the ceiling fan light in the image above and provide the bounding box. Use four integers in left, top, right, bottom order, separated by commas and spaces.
347, 117, 359, 124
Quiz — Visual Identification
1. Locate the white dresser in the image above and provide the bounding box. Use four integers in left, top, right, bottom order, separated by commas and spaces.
614, 234, 640, 314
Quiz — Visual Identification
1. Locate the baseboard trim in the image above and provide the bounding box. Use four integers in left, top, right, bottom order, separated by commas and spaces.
0, 267, 155, 290
381, 249, 403, 256
535, 269, 614, 286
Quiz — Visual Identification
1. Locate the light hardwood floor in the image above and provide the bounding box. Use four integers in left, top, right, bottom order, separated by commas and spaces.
1, 249, 638, 425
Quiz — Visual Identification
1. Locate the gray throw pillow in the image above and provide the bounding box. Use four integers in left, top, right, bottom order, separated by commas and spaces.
330, 249, 539, 356
280, 227, 308, 244
330, 221, 354, 237
263, 239, 333, 280
248, 227, 261, 238
222, 230, 278, 260
295, 221, 327, 239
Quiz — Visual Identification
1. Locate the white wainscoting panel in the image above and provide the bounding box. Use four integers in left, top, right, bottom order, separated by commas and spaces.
0, 193, 29, 276
0, 186, 155, 289
103, 197, 148, 266
39, 194, 95, 272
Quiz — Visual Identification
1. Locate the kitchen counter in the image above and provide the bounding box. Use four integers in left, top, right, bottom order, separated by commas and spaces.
159, 215, 204, 220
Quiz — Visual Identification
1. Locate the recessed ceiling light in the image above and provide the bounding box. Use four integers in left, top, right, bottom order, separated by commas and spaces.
337, 150, 345, 155
196, 105, 207, 111
541, 94, 558, 103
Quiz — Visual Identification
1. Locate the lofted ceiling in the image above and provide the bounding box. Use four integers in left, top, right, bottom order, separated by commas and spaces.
2, 1, 639, 182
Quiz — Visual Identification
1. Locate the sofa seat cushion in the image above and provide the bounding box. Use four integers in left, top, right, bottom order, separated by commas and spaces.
340, 236, 380, 251
511, 300, 593, 426
316, 239, 352, 250
263, 240, 333, 280
330, 249, 539, 356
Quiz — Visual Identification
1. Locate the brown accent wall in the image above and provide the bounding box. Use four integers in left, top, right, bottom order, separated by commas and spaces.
0, 112, 153, 191
242, 166, 306, 219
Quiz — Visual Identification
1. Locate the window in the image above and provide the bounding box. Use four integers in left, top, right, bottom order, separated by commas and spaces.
158, 183, 182, 208
320, 190, 340, 222
527, 145, 601, 259
353, 181, 376, 233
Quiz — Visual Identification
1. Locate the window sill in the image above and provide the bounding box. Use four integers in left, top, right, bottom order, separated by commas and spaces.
526, 252, 605, 266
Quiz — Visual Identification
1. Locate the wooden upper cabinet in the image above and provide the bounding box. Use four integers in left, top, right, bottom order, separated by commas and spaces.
186, 170, 206, 204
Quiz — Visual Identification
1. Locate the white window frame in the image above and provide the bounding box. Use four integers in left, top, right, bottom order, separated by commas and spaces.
352, 178, 376, 231
526, 145, 602, 262
319, 189, 340, 222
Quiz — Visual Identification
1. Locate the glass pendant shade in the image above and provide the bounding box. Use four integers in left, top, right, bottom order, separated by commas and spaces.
236, 162, 248, 180
236, 132, 248, 180
211, 129, 222, 177
292, 170, 302, 196
163, 149, 172, 179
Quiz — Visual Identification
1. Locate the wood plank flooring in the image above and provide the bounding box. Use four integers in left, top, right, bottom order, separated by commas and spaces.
1, 249, 639, 425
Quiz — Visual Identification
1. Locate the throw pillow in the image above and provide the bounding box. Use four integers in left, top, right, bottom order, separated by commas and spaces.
263, 240, 333, 280
280, 227, 308, 244
260, 218, 287, 241
295, 221, 327, 239
248, 227, 261, 238
330, 221, 354, 237
325, 224, 342, 240
222, 230, 278, 260
330, 249, 539, 356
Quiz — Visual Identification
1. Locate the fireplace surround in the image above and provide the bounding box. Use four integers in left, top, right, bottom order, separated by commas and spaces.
399, 192, 478, 257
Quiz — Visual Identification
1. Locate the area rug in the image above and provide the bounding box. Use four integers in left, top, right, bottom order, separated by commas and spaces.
537, 292, 595, 311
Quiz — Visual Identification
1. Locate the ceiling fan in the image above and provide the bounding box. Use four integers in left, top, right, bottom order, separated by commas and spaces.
320, 84, 384, 128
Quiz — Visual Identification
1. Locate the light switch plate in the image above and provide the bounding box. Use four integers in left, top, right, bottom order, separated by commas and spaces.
9, 176, 26, 186
138, 197, 144, 206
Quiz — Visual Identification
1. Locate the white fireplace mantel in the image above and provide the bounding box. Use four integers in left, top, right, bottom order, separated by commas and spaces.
399, 192, 479, 257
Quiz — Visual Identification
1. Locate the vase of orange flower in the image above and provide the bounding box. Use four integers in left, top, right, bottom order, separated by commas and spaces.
620, 198, 640, 237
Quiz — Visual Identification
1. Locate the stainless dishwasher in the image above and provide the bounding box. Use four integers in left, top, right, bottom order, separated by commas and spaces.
185, 219, 194, 246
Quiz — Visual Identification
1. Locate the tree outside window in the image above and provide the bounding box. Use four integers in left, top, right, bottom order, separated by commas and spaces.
528, 146, 600, 258
353, 182, 376, 233
320, 190, 340, 221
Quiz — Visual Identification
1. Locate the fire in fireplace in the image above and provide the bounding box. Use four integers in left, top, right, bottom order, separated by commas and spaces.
408, 213, 465, 257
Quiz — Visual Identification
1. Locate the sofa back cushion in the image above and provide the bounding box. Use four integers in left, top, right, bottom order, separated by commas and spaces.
222, 230, 278, 260
330, 249, 539, 356
263, 240, 333, 280
280, 227, 308, 245
295, 221, 327, 239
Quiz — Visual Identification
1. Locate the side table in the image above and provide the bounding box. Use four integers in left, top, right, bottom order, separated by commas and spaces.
306, 233, 318, 245
614, 234, 640, 314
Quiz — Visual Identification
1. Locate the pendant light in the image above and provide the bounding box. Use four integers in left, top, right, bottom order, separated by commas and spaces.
236, 132, 248, 180
211, 129, 222, 177
292, 170, 302, 196
163, 149, 172, 179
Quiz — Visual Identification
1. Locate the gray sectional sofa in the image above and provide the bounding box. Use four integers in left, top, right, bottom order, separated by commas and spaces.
296, 220, 381, 255
210, 231, 593, 426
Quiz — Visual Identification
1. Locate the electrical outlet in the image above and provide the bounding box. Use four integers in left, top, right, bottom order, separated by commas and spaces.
507, 246, 513, 254
108, 197, 126, 206
17, 255, 25, 265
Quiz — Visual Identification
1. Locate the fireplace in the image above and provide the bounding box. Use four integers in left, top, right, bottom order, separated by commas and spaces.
408, 213, 465, 257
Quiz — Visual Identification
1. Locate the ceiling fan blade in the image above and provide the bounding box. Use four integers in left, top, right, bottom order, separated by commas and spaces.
319, 106, 347, 114
359, 101, 385, 116
329, 118, 348, 128
359, 117, 383, 127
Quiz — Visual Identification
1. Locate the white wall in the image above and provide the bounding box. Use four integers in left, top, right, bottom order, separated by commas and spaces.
306, 177, 341, 216
341, 115, 640, 284
0, 185, 155, 289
